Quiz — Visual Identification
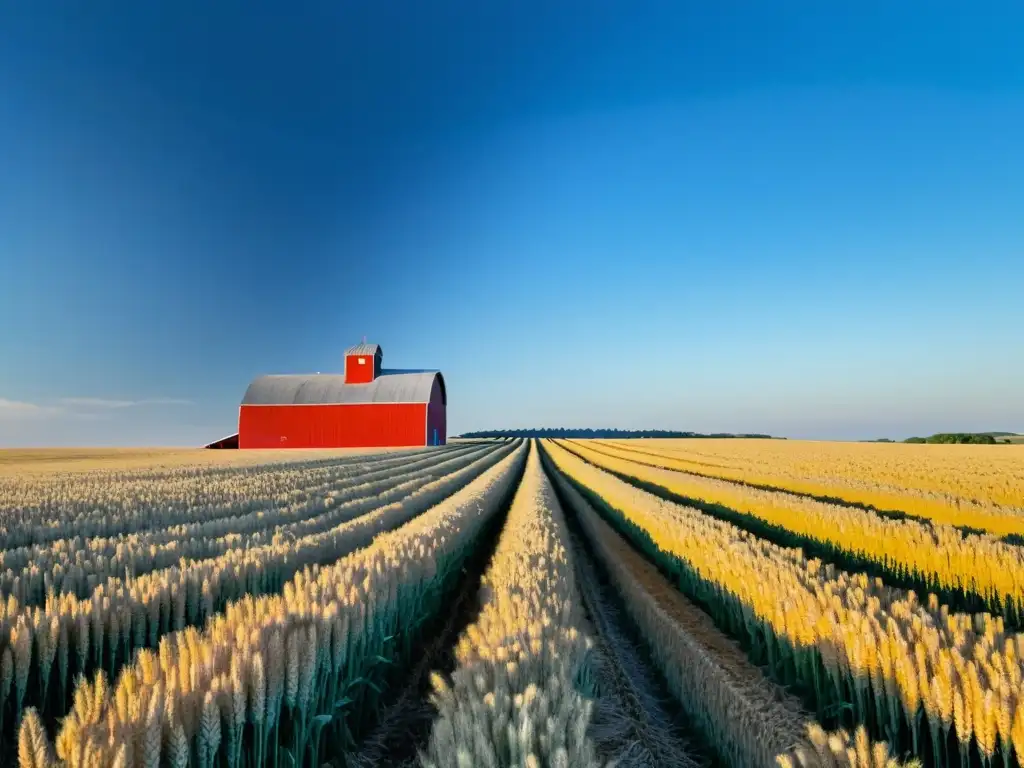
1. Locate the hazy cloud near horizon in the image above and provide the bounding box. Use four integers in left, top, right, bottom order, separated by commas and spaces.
0, 396, 209, 447
0, 396, 193, 430
0, 399, 64, 420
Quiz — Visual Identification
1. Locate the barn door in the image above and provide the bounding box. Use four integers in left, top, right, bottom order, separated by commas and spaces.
433, 428, 438, 446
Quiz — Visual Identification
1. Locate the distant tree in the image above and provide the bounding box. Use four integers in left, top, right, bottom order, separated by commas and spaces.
929, 433, 997, 444
903, 433, 997, 445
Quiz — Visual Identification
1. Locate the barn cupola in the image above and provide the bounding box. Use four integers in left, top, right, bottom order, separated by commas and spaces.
344, 342, 383, 384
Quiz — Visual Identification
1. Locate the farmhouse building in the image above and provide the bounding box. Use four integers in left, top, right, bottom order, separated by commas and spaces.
237, 343, 447, 449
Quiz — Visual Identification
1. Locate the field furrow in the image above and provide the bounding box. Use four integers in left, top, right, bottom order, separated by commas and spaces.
545, 439, 1024, 767
548, 471, 707, 767
23, 441, 529, 767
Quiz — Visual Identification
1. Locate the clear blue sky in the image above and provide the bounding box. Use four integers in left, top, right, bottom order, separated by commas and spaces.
1, 2, 1022, 446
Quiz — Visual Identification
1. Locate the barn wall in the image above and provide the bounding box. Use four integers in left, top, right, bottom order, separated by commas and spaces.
239, 403, 428, 448
426, 377, 447, 446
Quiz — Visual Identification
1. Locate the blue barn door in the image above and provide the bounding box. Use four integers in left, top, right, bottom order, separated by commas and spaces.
433, 428, 439, 446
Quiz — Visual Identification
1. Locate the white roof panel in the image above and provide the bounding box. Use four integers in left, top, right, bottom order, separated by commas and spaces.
242, 370, 443, 405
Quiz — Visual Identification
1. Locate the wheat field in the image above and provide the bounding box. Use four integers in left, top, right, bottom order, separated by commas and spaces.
6, 436, 1023, 766
0, 447, 416, 478
588, 438, 1024, 535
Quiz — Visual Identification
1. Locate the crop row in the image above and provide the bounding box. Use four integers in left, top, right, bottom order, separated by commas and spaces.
0, 444, 490, 605
595, 437, 1024, 534
0, 441, 515, 742
0, 446, 453, 550
564, 439, 1024, 625
544, 444, 915, 768
4, 435, 942, 768
546, 440, 1024, 767
21, 442, 529, 767
556, 478, 702, 768
421, 443, 608, 767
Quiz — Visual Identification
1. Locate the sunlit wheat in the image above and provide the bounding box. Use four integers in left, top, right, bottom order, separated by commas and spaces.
22, 442, 527, 767
421, 442, 610, 768
593, 437, 1024, 533
546, 439, 1022, 766
563, 439, 1024, 623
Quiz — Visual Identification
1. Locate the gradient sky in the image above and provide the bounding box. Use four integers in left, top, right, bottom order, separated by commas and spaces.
1, 2, 1022, 446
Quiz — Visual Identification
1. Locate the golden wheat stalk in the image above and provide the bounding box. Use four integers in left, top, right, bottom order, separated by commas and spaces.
544, 439, 1017, 766
0, 443, 514, 740
561, 439, 1024, 616
422, 442, 612, 768
585, 437, 1024, 536
34, 441, 528, 767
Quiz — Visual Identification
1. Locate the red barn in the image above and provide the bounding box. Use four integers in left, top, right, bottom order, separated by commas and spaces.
238, 343, 447, 449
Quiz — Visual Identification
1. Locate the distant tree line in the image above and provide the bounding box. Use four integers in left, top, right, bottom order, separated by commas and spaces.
903, 433, 999, 445
456, 428, 778, 439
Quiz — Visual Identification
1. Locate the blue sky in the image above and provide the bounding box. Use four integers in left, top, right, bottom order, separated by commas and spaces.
1, 2, 1022, 445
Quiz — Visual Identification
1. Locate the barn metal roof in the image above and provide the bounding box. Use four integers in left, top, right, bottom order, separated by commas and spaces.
344, 344, 382, 357
242, 370, 444, 406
